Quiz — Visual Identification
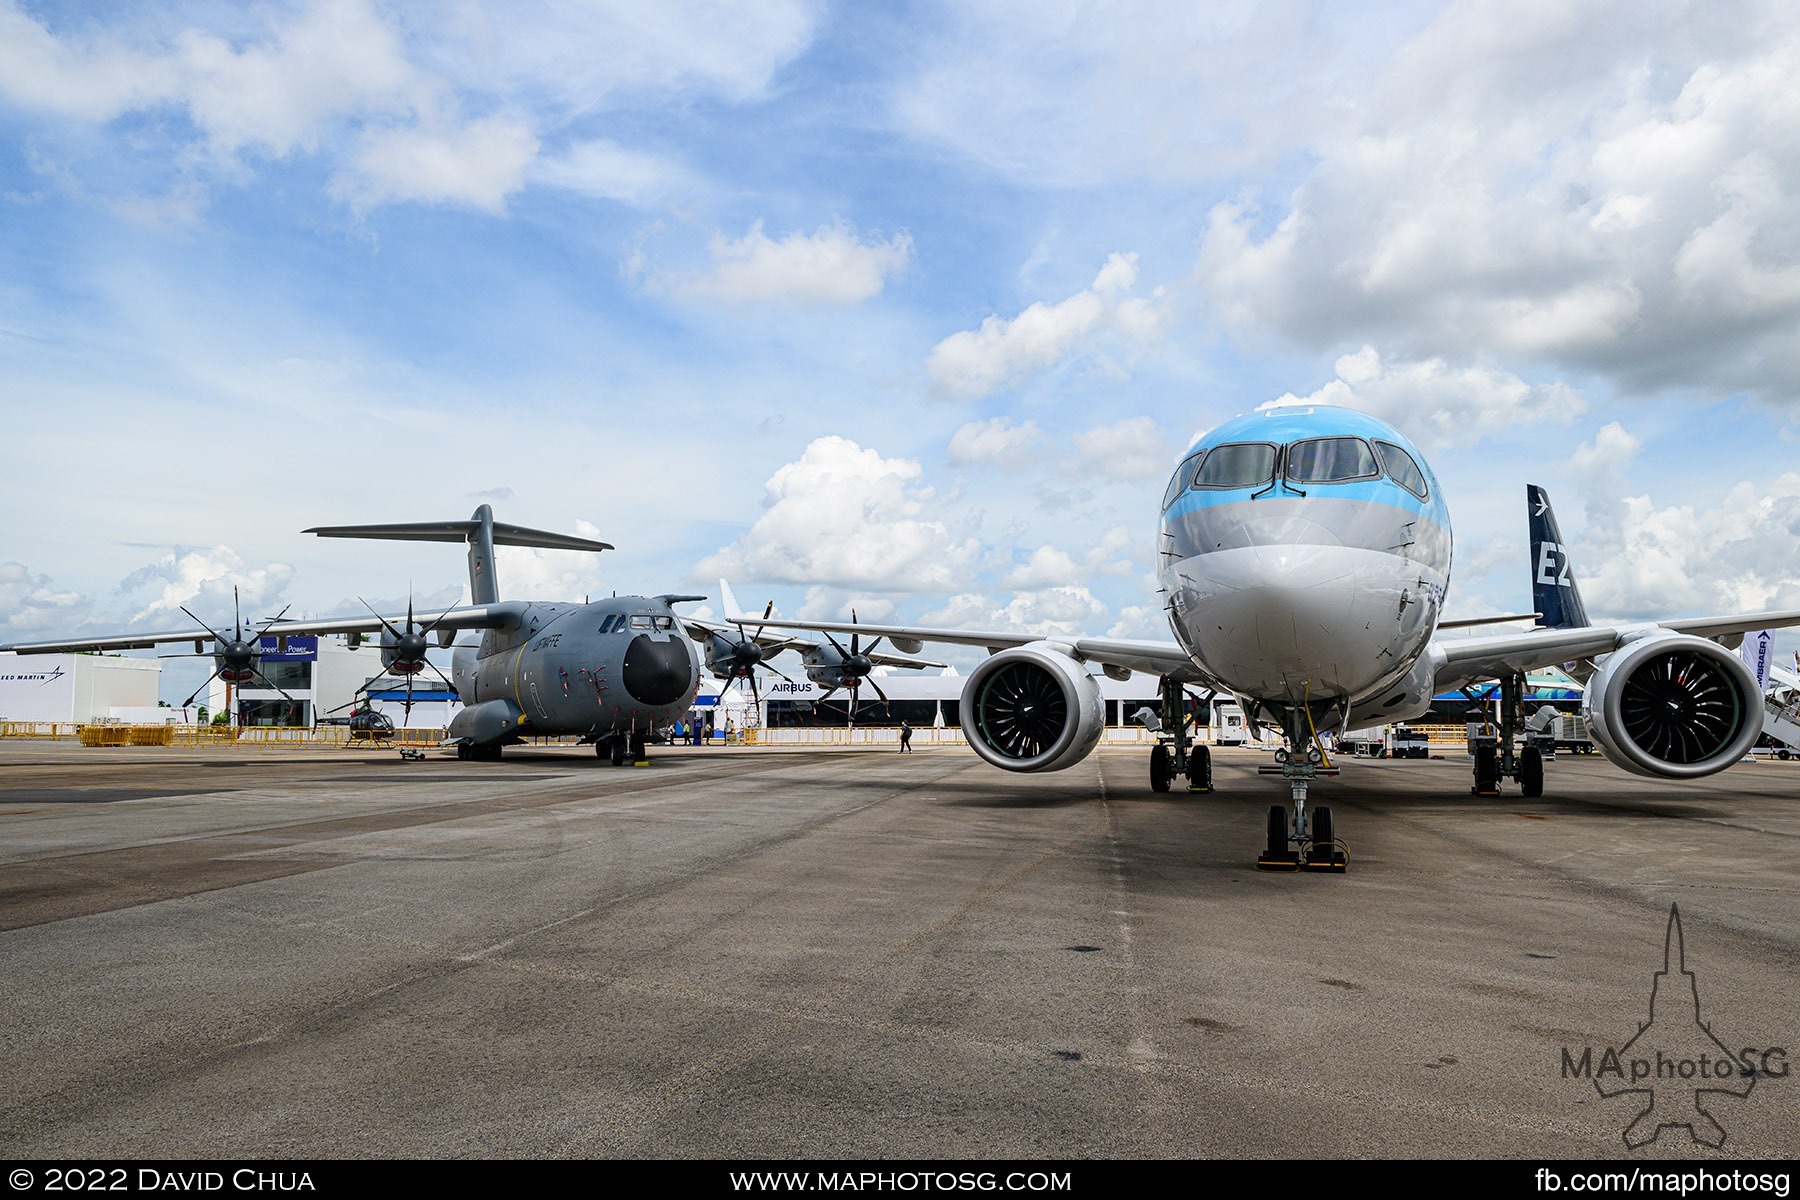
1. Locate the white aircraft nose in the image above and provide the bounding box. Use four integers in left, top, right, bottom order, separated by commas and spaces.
1174, 544, 1386, 700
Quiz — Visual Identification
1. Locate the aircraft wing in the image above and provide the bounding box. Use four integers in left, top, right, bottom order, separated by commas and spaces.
2, 627, 239, 654
260, 602, 527, 639
681, 616, 950, 670
679, 617, 814, 656
1, 603, 527, 656
1431, 608, 1800, 692
722, 585, 1200, 682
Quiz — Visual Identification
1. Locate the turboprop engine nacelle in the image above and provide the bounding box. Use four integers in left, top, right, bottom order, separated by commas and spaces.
1582, 630, 1762, 779
959, 642, 1106, 773
381, 627, 430, 676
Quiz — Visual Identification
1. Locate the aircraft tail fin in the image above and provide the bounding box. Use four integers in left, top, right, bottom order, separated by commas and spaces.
305, 506, 611, 606
1527, 485, 1589, 630
720, 579, 750, 624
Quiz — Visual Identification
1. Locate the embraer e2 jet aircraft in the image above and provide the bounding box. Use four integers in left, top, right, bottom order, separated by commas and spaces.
728, 405, 1800, 872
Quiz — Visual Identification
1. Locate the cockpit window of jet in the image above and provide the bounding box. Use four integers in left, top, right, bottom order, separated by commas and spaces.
724, 403, 1800, 875
1190, 441, 1276, 489
1284, 436, 1378, 483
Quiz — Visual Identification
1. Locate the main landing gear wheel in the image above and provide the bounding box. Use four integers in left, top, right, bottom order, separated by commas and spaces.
1257, 804, 1298, 871
1187, 745, 1212, 793
610, 739, 626, 767
630, 733, 649, 767
1472, 744, 1500, 795
456, 742, 470, 761
1520, 745, 1544, 797
1150, 744, 1173, 793
1303, 805, 1346, 873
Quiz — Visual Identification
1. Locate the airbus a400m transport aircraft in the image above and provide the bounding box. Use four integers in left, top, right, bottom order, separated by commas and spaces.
729, 405, 1800, 872
1, 506, 708, 765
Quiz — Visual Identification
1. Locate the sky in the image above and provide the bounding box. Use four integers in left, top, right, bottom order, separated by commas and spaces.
5, 0, 1800, 701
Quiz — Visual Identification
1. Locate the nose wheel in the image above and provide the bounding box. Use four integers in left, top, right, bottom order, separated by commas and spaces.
1256, 716, 1346, 872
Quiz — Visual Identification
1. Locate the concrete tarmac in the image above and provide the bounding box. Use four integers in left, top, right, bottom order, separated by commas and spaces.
1, 739, 1795, 1160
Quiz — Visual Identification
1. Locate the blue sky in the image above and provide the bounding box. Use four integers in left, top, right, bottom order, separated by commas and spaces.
5, 0, 1800, 699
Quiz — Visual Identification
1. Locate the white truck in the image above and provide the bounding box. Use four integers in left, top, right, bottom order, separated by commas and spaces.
1339, 724, 1429, 758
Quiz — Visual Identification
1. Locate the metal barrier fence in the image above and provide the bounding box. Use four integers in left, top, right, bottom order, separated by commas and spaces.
6, 721, 1475, 752
0, 722, 81, 740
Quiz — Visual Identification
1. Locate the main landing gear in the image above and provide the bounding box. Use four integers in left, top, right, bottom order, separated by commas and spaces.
592, 731, 648, 766
1255, 708, 1346, 873
1467, 673, 1545, 798
1148, 678, 1213, 794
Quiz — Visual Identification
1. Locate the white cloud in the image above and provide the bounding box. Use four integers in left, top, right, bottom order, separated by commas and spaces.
0, 0, 822, 215
888, 3, 1391, 188
336, 115, 539, 213
0, 562, 85, 635
947, 417, 1045, 467
699, 437, 981, 590
1003, 546, 1079, 589
476, 519, 610, 605
1567, 421, 1641, 479
1071, 416, 1171, 480
420, 0, 820, 111
0, 0, 424, 156
1004, 525, 1135, 589
679, 220, 913, 306
1264, 346, 1584, 449
1195, 3, 1800, 403
919, 587, 1110, 640
531, 138, 694, 207
927, 252, 1168, 399
175, 0, 421, 158
0, 3, 179, 121
1577, 477, 1800, 619
117, 547, 295, 626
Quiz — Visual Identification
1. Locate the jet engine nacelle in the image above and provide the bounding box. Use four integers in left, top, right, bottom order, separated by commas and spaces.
959, 642, 1106, 772
1582, 631, 1761, 778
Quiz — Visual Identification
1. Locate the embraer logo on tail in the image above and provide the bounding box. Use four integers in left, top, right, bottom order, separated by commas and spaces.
1537, 542, 1571, 587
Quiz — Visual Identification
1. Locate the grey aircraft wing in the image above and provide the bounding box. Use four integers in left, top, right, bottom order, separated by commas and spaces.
721, 581, 1201, 682
1, 603, 527, 656
1429, 609, 1800, 694
681, 616, 950, 670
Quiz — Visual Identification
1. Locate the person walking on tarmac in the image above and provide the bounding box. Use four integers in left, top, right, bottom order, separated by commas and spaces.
899, 720, 913, 753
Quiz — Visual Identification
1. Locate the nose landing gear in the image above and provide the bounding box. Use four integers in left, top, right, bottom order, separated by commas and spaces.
1256, 712, 1347, 873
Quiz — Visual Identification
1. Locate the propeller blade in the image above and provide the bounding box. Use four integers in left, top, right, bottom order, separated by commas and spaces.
180, 605, 228, 646
252, 603, 292, 637
246, 666, 301, 709
183, 667, 224, 710
423, 658, 459, 696
357, 597, 405, 640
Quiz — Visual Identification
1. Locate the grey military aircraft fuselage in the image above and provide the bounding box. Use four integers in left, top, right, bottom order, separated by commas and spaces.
447, 595, 700, 760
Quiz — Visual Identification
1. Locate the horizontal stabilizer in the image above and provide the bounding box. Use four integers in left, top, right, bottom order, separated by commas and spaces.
304, 518, 611, 553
